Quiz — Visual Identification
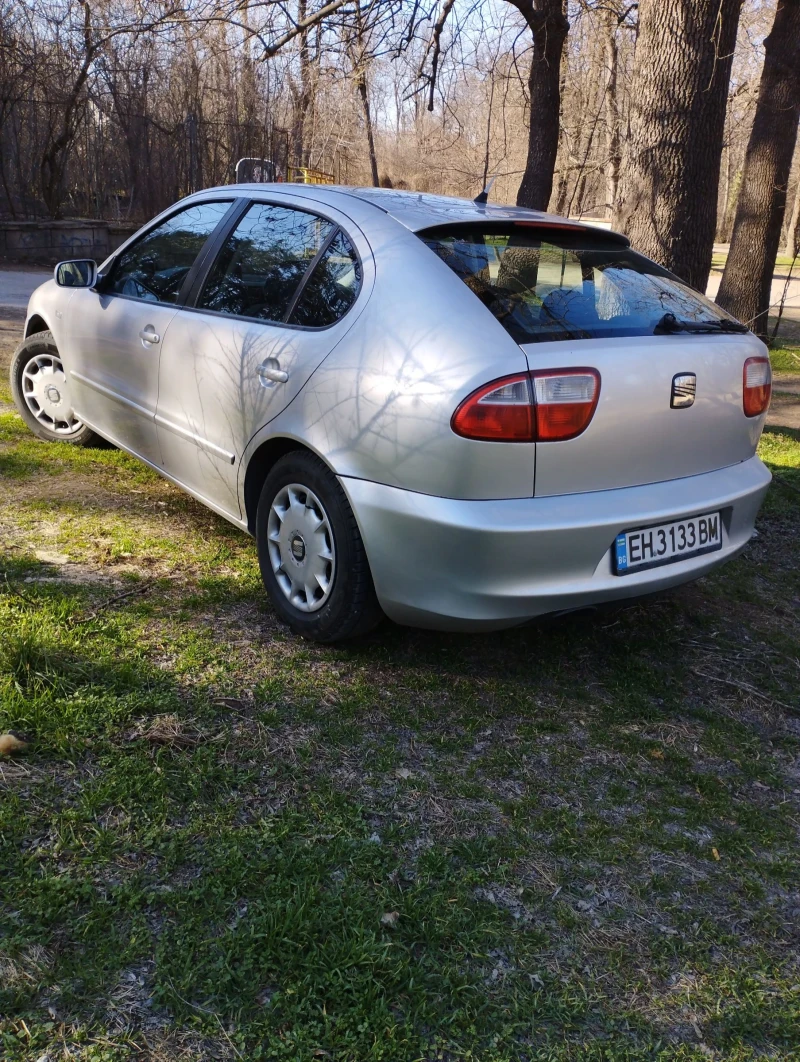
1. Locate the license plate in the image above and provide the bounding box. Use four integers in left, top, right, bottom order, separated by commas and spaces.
614, 512, 722, 575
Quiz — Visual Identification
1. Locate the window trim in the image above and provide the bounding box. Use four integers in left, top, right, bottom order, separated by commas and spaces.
183, 196, 364, 332
99, 198, 242, 308
283, 223, 340, 323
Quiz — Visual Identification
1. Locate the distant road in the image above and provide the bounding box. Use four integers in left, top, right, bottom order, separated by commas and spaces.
706, 265, 800, 335
0, 255, 797, 335
0, 267, 50, 313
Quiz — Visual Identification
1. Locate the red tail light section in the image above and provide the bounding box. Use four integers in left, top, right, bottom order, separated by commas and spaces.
743, 356, 771, 417
451, 373, 534, 441
452, 369, 600, 442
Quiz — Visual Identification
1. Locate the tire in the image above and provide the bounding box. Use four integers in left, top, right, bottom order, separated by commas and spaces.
10, 330, 100, 446
256, 450, 383, 642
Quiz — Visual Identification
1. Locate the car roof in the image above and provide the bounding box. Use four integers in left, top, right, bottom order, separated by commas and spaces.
199, 183, 629, 243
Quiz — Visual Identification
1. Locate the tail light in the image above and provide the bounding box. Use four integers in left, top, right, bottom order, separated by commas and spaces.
743, 356, 771, 417
452, 368, 600, 442
531, 369, 601, 441
451, 373, 533, 441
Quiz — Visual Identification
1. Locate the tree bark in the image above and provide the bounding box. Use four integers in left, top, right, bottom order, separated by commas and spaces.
785, 178, 800, 260
716, 0, 800, 336
356, 71, 380, 187
613, 0, 743, 291
289, 0, 312, 169
505, 0, 569, 210
602, 6, 621, 217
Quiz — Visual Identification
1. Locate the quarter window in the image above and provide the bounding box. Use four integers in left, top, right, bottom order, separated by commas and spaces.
107, 201, 233, 304
198, 203, 334, 323
288, 230, 361, 327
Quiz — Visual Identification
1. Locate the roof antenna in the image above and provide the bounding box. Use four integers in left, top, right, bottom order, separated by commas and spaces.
474, 175, 496, 206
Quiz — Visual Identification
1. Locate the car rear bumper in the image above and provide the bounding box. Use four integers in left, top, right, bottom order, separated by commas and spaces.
340, 455, 772, 631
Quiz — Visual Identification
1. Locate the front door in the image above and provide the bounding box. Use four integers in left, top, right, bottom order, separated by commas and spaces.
61, 199, 235, 465
155, 201, 366, 518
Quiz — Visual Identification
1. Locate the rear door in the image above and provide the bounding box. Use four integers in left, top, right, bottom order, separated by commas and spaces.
62, 199, 235, 465
154, 199, 368, 518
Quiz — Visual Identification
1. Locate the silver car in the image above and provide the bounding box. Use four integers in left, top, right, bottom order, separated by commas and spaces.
11, 186, 772, 641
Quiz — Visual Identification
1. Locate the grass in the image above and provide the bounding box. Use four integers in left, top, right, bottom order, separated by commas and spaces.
770, 342, 800, 376
1, 370, 800, 1059
711, 252, 799, 271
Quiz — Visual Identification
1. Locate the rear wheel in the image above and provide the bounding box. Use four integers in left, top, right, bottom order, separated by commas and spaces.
10, 331, 99, 446
256, 451, 383, 642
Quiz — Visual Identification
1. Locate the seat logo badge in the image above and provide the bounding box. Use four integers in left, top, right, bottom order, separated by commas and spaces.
671, 373, 696, 409
290, 534, 306, 563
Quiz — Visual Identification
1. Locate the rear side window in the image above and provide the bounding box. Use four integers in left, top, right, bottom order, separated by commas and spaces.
198, 203, 334, 322
108, 200, 233, 304
419, 225, 740, 343
288, 230, 361, 327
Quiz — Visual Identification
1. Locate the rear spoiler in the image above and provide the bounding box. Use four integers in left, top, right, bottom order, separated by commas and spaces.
512, 220, 630, 247
417, 220, 631, 249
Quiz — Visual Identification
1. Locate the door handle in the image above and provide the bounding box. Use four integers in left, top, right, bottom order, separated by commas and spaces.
139, 327, 160, 345
258, 359, 288, 385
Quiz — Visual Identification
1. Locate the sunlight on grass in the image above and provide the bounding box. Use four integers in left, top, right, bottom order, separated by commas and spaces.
769, 343, 800, 375
1, 401, 799, 1060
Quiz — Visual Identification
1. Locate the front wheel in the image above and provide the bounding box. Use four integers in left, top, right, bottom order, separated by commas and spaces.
10, 330, 100, 446
256, 451, 383, 642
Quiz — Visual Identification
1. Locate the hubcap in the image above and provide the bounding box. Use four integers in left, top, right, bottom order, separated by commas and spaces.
267, 483, 336, 612
21, 353, 83, 435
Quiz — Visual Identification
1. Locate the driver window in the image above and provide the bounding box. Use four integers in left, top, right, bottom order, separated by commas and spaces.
107, 200, 233, 304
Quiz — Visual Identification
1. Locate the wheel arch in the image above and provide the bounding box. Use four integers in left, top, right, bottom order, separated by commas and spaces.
25, 314, 50, 338
243, 436, 325, 534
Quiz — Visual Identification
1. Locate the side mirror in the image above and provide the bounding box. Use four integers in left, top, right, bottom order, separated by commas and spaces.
54, 259, 98, 288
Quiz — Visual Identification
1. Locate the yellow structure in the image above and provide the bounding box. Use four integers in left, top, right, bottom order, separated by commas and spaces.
287, 165, 335, 185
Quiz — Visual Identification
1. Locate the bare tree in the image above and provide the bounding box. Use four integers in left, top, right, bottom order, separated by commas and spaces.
506, 0, 569, 209
0, 0, 781, 251
614, 0, 743, 290
786, 179, 800, 260
716, 0, 800, 335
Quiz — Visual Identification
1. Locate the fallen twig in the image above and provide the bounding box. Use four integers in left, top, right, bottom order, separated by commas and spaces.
771, 472, 800, 499
2, 573, 37, 606
694, 669, 798, 716
70, 580, 158, 625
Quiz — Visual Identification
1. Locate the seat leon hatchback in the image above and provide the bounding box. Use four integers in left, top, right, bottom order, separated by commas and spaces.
11, 185, 772, 641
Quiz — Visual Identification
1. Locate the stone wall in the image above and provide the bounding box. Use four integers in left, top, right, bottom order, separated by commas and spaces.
0, 220, 138, 265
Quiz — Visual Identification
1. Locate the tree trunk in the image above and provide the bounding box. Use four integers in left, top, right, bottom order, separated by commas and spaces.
505, 0, 569, 210
716, 0, 800, 337
602, 6, 620, 217
786, 178, 800, 260
613, 0, 743, 291
290, 0, 312, 169
356, 71, 380, 187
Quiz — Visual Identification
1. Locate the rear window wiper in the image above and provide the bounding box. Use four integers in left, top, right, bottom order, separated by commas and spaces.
654, 312, 748, 335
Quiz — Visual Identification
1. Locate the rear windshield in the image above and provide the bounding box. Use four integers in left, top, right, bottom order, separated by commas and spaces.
419, 224, 739, 343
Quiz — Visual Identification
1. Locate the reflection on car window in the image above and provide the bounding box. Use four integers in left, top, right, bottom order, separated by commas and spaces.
108, 201, 232, 304
419, 226, 740, 343
288, 231, 361, 327
198, 203, 334, 322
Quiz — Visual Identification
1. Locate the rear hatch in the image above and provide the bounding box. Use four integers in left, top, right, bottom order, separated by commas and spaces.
418, 222, 768, 497
524, 332, 764, 497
